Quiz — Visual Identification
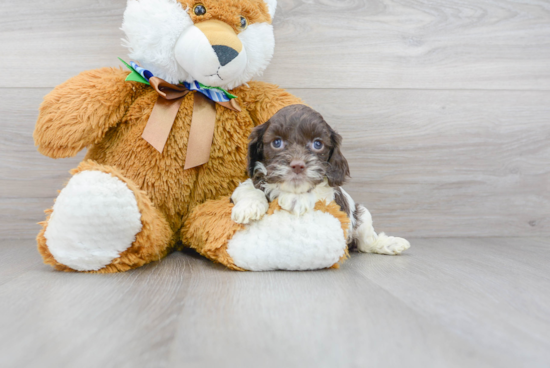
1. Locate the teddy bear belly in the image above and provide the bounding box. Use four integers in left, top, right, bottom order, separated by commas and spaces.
227, 209, 347, 271
85, 94, 252, 231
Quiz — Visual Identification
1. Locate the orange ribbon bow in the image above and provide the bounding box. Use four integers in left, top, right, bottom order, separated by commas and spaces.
141, 76, 241, 170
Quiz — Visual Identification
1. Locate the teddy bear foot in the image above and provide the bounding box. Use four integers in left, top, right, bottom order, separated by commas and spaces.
37, 161, 173, 273
184, 197, 350, 271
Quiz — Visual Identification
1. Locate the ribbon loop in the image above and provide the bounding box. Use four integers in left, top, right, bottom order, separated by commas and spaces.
149, 77, 189, 100
121, 59, 239, 169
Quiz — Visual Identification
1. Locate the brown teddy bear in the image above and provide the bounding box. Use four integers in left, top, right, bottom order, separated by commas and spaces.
33, 0, 304, 272
34, 0, 409, 273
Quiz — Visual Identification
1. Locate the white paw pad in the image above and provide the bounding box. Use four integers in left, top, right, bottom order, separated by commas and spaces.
44, 171, 143, 271
231, 198, 269, 224
228, 210, 347, 271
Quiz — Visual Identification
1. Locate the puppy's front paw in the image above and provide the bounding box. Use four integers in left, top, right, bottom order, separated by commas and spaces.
231, 198, 269, 224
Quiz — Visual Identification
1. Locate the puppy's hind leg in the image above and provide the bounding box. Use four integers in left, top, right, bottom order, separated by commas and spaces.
353, 205, 410, 255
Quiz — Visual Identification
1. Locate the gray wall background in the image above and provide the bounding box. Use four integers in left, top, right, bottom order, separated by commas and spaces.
1, 0, 549, 239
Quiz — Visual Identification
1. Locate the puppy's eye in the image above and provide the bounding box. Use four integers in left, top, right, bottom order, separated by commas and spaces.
239, 16, 248, 30
312, 139, 324, 151
271, 138, 284, 149
193, 4, 206, 16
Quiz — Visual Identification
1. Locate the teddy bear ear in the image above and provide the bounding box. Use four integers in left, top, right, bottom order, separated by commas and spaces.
263, 0, 277, 19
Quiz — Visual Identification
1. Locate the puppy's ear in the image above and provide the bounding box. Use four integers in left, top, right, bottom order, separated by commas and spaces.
247, 122, 270, 178
327, 128, 350, 187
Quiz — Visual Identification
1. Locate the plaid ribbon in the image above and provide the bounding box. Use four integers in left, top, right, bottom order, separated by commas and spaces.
130, 61, 154, 81
184, 81, 237, 103
127, 60, 236, 102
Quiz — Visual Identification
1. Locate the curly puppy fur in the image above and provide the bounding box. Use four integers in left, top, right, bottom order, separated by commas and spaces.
231, 105, 411, 255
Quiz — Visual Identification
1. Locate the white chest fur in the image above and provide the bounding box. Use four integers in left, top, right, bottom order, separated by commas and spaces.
264, 180, 336, 215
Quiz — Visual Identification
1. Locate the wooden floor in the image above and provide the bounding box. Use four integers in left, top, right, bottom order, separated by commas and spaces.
1, 237, 549, 368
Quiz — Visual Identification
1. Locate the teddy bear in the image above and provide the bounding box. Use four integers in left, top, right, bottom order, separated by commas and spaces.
33, 0, 330, 273
34, 0, 409, 273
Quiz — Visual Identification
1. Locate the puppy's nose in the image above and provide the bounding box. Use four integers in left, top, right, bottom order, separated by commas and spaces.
290, 160, 306, 174
212, 45, 239, 66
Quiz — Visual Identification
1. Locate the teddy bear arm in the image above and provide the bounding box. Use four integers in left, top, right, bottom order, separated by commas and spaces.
34, 67, 144, 158
238, 81, 305, 126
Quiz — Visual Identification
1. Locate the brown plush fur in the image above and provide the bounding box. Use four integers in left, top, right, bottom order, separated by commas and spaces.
182, 197, 246, 271
37, 160, 174, 273
183, 197, 351, 270
34, 67, 303, 272
182, 0, 272, 31
313, 201, 351, 269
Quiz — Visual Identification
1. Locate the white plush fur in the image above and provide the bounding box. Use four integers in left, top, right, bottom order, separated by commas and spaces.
264, 0, 277, 18
122, 0, 192, 84
227, 209, 347, 271
122, 0, 276, 89
229, 177, 349, 271
233, 22, 275, 89
44, 171, 143, 271
231, 179, 269, 224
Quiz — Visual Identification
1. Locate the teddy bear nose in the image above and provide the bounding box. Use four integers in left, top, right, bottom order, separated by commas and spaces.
290, 160, 306, 174
212, 45, 239, 66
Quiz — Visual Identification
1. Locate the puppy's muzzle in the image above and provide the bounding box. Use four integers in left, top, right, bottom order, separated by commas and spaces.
195, 20, 243, 66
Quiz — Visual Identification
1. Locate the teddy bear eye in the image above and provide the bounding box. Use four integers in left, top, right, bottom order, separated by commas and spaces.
271, 138, 284, 149
312, 139, 324, 151
194, 4, 206, 16
240, 16, 248, 30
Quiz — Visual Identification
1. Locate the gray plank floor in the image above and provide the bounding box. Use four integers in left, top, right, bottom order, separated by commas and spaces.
1, 237, 549, 368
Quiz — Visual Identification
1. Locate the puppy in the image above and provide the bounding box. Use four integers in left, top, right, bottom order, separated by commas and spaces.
231, 105, 410, 255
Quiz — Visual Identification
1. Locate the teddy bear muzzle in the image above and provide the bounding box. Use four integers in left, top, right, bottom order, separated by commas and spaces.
174, 19, 247, 88
196, 20, 243, 66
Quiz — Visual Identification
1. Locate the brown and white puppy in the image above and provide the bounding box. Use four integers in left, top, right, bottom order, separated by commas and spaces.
231, 105, 410, 255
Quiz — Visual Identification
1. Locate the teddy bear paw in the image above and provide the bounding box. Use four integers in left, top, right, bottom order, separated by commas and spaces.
43, 170, 143, 271
231, 198, 269, 224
